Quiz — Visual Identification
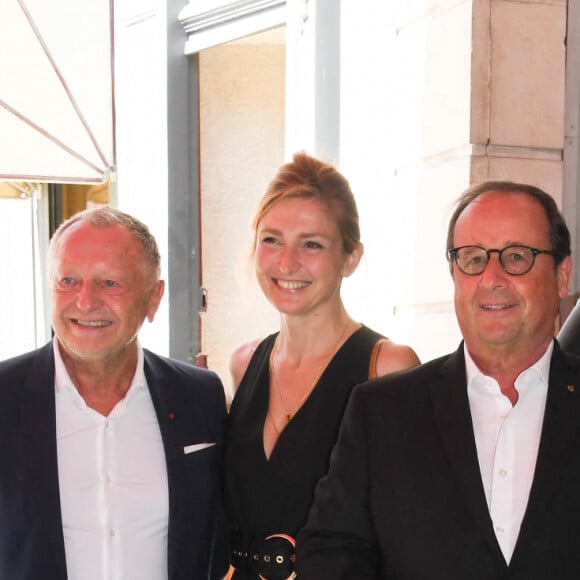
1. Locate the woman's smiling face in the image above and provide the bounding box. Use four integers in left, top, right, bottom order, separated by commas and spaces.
254, 196, 360, 317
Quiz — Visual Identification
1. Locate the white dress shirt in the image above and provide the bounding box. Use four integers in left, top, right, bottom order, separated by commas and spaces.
465, 342, 551, 564
54, 339, 169, 580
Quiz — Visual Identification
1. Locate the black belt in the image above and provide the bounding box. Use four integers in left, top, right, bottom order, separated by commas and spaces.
230, 530, 297, 579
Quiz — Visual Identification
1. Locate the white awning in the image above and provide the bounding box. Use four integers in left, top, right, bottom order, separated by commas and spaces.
0, 0, 114, 184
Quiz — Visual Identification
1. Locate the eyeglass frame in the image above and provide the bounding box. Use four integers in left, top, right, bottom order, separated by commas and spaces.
447, 244, 557, 276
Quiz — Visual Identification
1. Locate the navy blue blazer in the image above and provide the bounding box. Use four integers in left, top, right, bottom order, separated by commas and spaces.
0, 342, 229, 580
297, 341, 580, 579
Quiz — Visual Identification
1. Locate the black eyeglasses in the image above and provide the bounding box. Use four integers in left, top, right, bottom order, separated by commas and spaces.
447, 245, 556, 276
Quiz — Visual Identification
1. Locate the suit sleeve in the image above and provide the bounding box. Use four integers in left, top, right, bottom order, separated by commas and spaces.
296, 386, 381, 579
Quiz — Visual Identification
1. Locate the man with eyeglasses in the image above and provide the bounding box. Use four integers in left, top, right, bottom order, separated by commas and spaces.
297, 181, 580, 579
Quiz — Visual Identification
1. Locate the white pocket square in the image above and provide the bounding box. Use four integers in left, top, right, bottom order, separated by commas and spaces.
184, 442, 216, 454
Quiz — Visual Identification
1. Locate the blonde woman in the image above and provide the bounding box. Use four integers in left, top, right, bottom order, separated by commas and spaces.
224, 153, 420, 579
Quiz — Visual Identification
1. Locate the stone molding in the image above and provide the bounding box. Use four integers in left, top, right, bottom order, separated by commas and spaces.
178, 0, 286, 53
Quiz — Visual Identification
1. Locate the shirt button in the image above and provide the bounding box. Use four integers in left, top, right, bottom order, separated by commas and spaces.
499, 469, 508, 477
496, 526, 504, 534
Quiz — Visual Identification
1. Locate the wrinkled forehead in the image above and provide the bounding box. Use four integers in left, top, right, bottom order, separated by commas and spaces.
48, 222, 157, 281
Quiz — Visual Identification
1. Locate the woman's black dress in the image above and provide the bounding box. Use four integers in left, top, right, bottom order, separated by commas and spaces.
224, 325, 384, 578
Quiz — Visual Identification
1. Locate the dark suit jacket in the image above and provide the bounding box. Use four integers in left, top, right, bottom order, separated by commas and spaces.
558, 301, 580, 355
0, 342, 229, 580
297, 341, 580, 579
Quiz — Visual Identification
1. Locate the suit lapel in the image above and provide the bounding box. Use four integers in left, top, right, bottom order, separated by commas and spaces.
431, 345, 505, 563
512, 344, 580, 561
21, 343, 68, 580
144, 351, 183, 464
144, 351, 186, 580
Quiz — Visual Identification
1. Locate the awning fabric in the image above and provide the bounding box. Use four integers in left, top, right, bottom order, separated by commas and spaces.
0, 0, 114, 183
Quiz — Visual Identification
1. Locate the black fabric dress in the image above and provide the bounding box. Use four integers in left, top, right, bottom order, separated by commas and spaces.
224, 325, 384, 579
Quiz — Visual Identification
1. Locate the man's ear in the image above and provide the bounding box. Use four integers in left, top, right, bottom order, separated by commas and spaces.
557, 256, 573, 300
146, 280, 165, 323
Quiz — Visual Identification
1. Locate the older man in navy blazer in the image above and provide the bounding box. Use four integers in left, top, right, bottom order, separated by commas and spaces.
0, 207, 228, 580
298, 181, 580, 579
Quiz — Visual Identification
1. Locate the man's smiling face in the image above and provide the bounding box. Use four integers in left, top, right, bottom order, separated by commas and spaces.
49, 221, 163, 365
451, 190, 570, 365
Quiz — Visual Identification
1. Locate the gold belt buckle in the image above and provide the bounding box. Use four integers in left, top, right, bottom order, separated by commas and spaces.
257, 533, 297, 580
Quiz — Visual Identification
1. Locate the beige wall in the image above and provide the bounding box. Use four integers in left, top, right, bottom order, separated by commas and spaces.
471, 0, 566, 194
338, 1, 474, 361
199, 32, 286, 397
